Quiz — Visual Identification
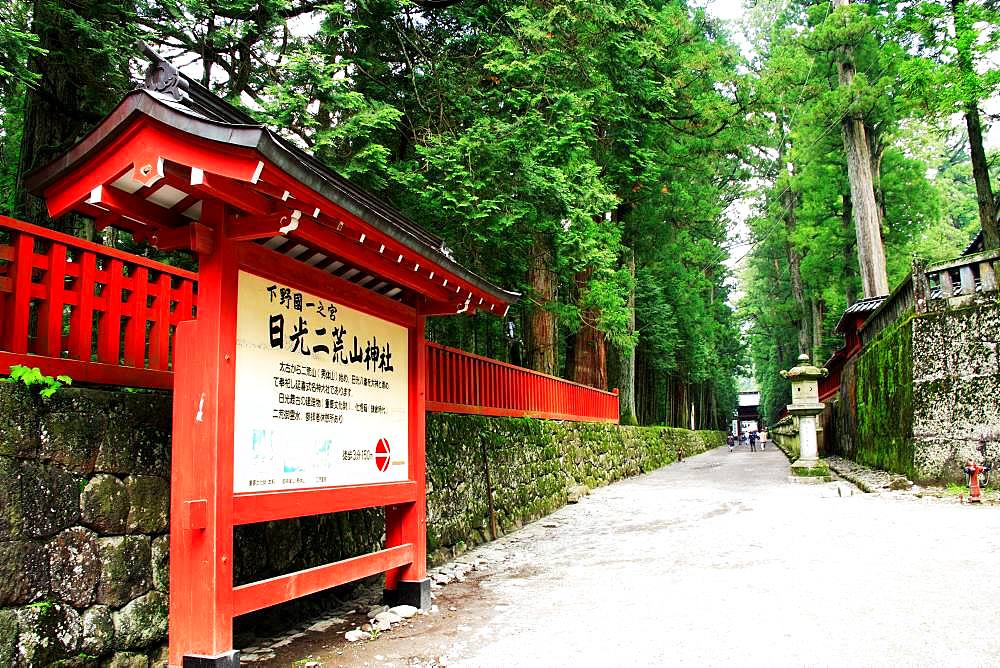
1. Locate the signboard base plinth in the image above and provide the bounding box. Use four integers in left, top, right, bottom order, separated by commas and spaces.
182, 650, 240, 668
384, 578, 432, 609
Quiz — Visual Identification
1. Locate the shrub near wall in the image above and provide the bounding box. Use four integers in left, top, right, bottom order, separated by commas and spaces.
854, 315, 916, 480
0, 383, 723, 665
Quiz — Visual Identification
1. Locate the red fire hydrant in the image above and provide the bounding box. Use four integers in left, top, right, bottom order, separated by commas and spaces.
964, 460, 987, 503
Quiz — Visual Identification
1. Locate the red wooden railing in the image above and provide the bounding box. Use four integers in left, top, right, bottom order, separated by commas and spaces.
425, 342, 619, 423
0, 216, 197, 389
0, 217, 618, 422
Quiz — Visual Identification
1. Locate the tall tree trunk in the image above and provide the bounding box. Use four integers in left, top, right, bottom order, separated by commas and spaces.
15, 0, 126, 237
617, 247, 637, 425
866, 122, 886, 229
951, 0, 1000, 249
832, 0, 890, 297
525, 231, 557, 374
780, 136, 810, 355
571, 268, 607, 389
811, 298, 824, 363
843, 193, 857, 305
964, 105, 999, 248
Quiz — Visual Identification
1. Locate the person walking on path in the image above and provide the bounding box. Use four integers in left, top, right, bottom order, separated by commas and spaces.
727, 433, 735, 453
749, 431, 757, 452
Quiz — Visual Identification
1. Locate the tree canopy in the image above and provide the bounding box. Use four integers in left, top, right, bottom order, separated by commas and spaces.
2, 0, 994, 430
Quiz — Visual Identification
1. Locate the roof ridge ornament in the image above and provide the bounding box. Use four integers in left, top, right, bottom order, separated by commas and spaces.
136, 41, 190, 103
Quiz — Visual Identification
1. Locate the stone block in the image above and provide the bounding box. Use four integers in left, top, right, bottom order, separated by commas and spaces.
0, 456, 22, 539
97, 536, 152, 607
151, 535, 169, 593
97, 395, 171, 477
81, 604, 115, 656
13, 602, 82, 666
40, 390, 111, 474
104, 651, 150, 668
0, 608, 18, 666
49, 527, 101, 608
81, 474, 129, 535
125, 476, 169, 534
0, 384, 39, 458
112, 591, 167, 650
149, 644, 169, 668
0, 540, 48, 606
14, 460, 82, 539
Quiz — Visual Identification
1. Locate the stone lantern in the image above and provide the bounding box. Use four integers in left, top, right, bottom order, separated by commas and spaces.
780, 354, 829, 469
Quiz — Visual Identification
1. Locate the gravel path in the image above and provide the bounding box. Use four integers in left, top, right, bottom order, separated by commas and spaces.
255, 445, 1000, 667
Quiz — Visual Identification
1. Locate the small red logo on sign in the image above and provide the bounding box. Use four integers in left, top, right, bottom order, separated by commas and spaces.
375, 438, 391, 472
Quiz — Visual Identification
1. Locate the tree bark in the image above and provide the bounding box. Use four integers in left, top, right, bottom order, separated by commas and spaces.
525, 231, 557, 374
571, 267, 608, 389
842, 193, 857, 305
811, 298, 824, 363
832, 0, 890, 298
780, 135, 810, 355
951, 0, 1000, 249
964, 105, 999, 248
617, 246, 637, 425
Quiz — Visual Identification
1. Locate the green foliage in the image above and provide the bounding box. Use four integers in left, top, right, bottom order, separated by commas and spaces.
1, 365, 72, 398
2, 0, 747, 429
854, 315, 915, 478
791, 463, 831, 477
741, 0, 979, 424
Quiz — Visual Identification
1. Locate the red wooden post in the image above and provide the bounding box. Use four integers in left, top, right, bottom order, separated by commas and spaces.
98, 259, 125, 365
124, 266, 149, 368
149, 272, 172, 369
38, 242, 67, 357
8, 231, 34, 354
384, 312, 429, 606
168, 204, 239, 666
68, 251, 97, 361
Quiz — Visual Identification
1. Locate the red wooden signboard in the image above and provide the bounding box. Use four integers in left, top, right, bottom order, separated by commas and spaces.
25, 49, 517, 667
168, 215, 431, 665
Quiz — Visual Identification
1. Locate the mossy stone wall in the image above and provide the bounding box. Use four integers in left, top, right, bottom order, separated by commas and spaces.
0, 383, 722, 665
911, 301, 1000, 480
852, 315, 916, 479
0, 386, 171, 668
826, 297, 1000, 482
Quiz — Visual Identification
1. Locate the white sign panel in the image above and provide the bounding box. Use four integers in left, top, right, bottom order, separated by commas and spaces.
233, 271, 409, 493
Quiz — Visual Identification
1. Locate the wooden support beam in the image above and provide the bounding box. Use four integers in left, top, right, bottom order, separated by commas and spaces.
232, 544, 414, 617
227, 209, 301, 242
161, 163, 276, 217
291, 218, 459, 306
232, 481, 418, 525
87, 184, 183, 230
150, 222, 214, 254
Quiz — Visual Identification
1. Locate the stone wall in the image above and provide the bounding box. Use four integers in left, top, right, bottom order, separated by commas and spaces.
852, 315, 916, 478
824, 298, 1000, 483
911, 301, 1000, 480
0, 383, 722, 666
0, 386, 171, 667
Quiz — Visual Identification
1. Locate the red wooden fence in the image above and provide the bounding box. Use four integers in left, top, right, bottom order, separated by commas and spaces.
0, 216, 198, 389
0, 217, 619, 422
425, 342, 619, 423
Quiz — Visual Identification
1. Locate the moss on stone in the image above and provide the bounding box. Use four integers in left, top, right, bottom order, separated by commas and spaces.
854, 315, 916, 480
